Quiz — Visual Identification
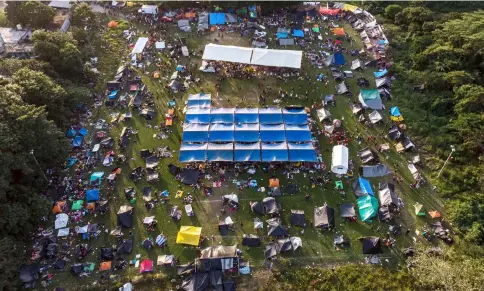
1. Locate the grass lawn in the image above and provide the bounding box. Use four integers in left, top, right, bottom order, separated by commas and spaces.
49, 20, 444, 290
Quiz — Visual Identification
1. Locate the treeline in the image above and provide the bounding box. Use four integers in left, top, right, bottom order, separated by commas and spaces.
0, 3, 104, 288
358, 1, 484, 245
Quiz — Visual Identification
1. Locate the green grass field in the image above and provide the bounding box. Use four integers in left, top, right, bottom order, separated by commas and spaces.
50, 20, 444, 290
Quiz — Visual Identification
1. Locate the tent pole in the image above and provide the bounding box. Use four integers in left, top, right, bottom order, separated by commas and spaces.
436, 145, 455, 179
30, 149, 48, 182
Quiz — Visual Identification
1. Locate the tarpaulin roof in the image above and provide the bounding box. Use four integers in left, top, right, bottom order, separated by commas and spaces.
336, 82, 348, 94
200, 245, 237, 259
235, 108, 259, 123
209, 13, 225, 25
55, 213, 68, 229
279, 38, 295, 46
210, 108, 235, 123
72, 136, 83, 147
176, 226, 202, 246
259, 109, 283, 124
376, 77, 391, 88
282, 108, 307, 124
262, 142, 289, 162
202, 44, 253, 64
260, 124, 286, 142
340, 203, 356, 217
320, 7, 341, 15
361, 236, 382, 254
277, 32, 289, 39
357, 195, 379, 222
182, 124, 209, 142
314, 205, 335, 228
209, 123, 235, 142
251, 48, 302, 69
374, 69, 388, 78
378, 182, 399, 207
131, 37, 149, 54
185, 107, 211, 123
351, 59, 364, 70
198, 12, 209, 30
332, 27, 345, 35
285, 124, 311, 142
179, 143, 207, 162
357, 177, 375, 196
288, 142, 317, 162
292, 29, 304, 37
369, 110, 383, 124
290, 210, 305, 226
86, 189, 100, 202
334, 52, 346, 65
234, 123, 260, 142
181, 272, 209, 291
362, 164, 391, 177
234, 142, 261, 161
20, 264, 39, 283
359, 89, 383, 110
343, 3, 359, 12
225, 13, 237, 23
179, 168, 200, 185
331, 145, 349, 174
187, 93, 211, 108
390, 106, 401, 117
207, 142, 234, 161
317, 108, 331, 121
117, 205, 133, 228
139, 259, 153, 273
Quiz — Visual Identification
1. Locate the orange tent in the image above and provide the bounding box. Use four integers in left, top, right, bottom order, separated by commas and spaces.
428, 211, 441, 219
86, 202, 96, 210
269, 178, 280, 187
108, 21, 118, 28
52, 201, 66, 214
332, 28, 345, 36
165, 119, 173, 126
185, 12, 196, 18
99, 261, 112, 271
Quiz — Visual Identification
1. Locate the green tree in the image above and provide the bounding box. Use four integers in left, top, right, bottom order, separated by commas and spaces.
17, 1, 56, 29
4, 1, 21, 25
72, 3, 99, 29
453, 85, 484, 115
0, 237, 25, 289
385, 4, 402, 22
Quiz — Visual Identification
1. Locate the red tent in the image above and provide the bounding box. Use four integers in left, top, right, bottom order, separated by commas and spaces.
320, 8, 341, 16
139, 259, 153, 273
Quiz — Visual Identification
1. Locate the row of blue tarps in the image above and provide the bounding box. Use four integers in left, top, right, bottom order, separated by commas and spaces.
187, 93, 211, 108
179, 142, 317, 162
209, 13, 226, 25
185, 107, 307, 125
182, 123, 312, 142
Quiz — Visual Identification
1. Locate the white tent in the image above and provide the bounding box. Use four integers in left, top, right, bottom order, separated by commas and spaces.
331, 145, 349, 174
369, 110, 383, 124
317, 108, 331, 121
131, 37, 149, 54
250, 48, 302, 69
139, 5, 158, 15
55, 213, 69, 229
49, 1, 71, 9
202, 44, 253, 64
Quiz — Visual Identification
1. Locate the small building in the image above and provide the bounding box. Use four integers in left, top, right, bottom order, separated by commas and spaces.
0, 27, 33, 58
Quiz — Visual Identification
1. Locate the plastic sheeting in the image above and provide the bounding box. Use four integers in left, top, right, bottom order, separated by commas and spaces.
282, 108, 307, 124
359, 89, 383, 110
334, 52, 346, 65
362, 164, 391, 177
261, 142, 289, 162
210, 108, 235, 123
288, 142, 317, 162
251, 49, 302, 69
131, 37, 149, 54
234, 142, 261, 161
292, 29, 304, 37
209, 123, 235, 142
207, 143, 234, 162
235, 108, 259, 123
182, 124, 209, 142
187, 93, 211, 108
179, 143, 207, 162
234, 123, 260, 142
259, 108, 283, 124
285, 124, 312, 142
185, 108, 211, 123
260, 124, 286, 142
209, 13, 225, 25
202, 44, 253, 64
357, 195, 379, 222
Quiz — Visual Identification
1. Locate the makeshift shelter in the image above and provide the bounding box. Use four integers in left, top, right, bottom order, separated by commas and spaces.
250, 202, 265, 215
285, 124, 312, 142
340, 204, 356, 218
378, 183, 399, 211
157, 255, 175, 267
179, 168, 200, 185
388, 125, 402, 140
117, 239, 133, 254
209, 123, 235, 142
234, 123, 260, 142
179, 143, 207, 163
198, 12, 209, 30
358, 148, 375, 164
335, 82, 348, 94
290, 210, 305, 226
279, 38, 295, 46
131, 37, 149, 55
139, 259, 153, 274
334, 52, 346, 65
181, 272, 209, 291
331, 145, 349, 174
374, 69, 388, 78
90, 172, 104, 185
317, 108, 331, 121
55, 213, 69, 229
320, 7, 341, 15
357, 195, 379, 222
242, 235, 261, 247
176, 226, 202, 246
251, 48, 303, 69
225, 13, 237, 23
185, 107, 211, 123
263, 197, 280, 215
288, 142, 317, 162
414, 203, 426, 216
351, 59, 364, 70
292, 29, 304, 37
259, 108, 283, 124
210, 107, 235, 123
71, 200, 83, 211
314, 205, 335, 229
202, 44, 252, 64
390, 106, 404, 122
359, 89, 383, 110
209, 13, 226, 25
117, 206, 133, 228
267, 218, 288, 237
218, 216, 234, 236
265, 242, 278, 259
20, 264, 40, 285
86, 189, 100, 202
283, 107, 307, 124
332, 28, 345, 36
178, 19, 190, 32
376, 77, 391, 88
207, 142, 233, 162
235, 108, 259, 123
368, 110, 383, 124
361, 237, 382, 254
234, 142, 261, 162
72, 136, 83, 147
261, 142, 289, 162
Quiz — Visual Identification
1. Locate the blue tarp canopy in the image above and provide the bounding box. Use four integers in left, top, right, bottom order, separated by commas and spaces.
209, 123, 235, 142
235, 108, 259, 123
186, 108, 211, 123
182, 124, 209, 142
334, 52, 346, 65
285, 124, 312, 142
288, 142, 317, 162
210, 108, 235, 123
358, 177, 374, 196
234, 142, 261, 161
78, 128, 88, 136
374, 69, 388, 78
207, 143, 233, 161
234, 123, 260, 142
259, 108, 283, 124
260, 124, 286, 142
66, 128, 76, 137
390, 106, 401, 117
277, 32, 289, 39
187, 93, 211, 108
86, 189, 100, 202
67, 158, 77, 168
179, 143, 207, 162
261, 142, 289, 162
108, 90, 118, 99
209, 13, 225, 25
377, 39, 388, 45
293, 29, 304, 37
90, 172, 104, 184
72, 136, 83, 147
248, 5, 256, 11
283, 108, 307, 124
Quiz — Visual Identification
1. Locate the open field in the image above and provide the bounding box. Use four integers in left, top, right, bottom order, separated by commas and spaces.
49, 19, 443, 290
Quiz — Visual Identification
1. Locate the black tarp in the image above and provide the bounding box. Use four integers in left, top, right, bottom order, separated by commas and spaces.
46, 243, 57, 258
176, 262, 195, 276
117, 206, 133, 228
96, 200, 108, 212
53, 259, 66, 269
20, 264, 39, 283
117, 239, 133, 254
181, 272, 209, 291
314, 205, 335, 228
340, 204, 356, 218
378, 205, 393, 221
276, 238, 293, 253
168, 164, 180, 175
140, 149, 151, 158
388, 125, 402, 140
290, 210, 305, 226
223, 281, 236, 291
145, 156, 159, 168
100, 247, 115, 261
210, 270, 223, 290
250, 201, 265, 215
218, 223, 229, 236
265, 243, 278, 258
179, 169, 200, 185
267, 218, 288, 237
361, 237, 382, 254
242, 235, 261, 247
284, 184, 298, 194
362, 164, 392, 178
71, 264, 83, 275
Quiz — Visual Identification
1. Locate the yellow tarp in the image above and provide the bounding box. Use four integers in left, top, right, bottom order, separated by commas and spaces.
127, 2, 134, 7
391, 115, 404, 122
343, 4, 359, 12
176, 226, 202, 246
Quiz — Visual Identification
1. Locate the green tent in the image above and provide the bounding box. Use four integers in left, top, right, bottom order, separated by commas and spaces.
357, 195, 379, 222
237, 8, 248, 15
312, 26, 320, 33
84, 263, 95, 272
249, 11, 257, 18
360, 89, 380, 101
71, 200, 84, 211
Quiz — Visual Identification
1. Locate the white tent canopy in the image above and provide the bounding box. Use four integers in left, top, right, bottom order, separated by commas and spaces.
202, 44, 253, 64
317, 108, 331, 121
331, 145, 349, 174
131, 37, 149, 54
251, 48, 302, 69
55, 213, 69, 229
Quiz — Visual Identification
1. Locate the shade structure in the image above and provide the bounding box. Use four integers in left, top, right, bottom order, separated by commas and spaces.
359, 89, 383, 110
285, 124, 312, 142
209, 123, 235, 142
260, 124, 286, 142
234, 123, 260, 142
179, 143, 207, 162
235, 108, 259, 123
187, 93, 211, 108
251, 48, 302, 69
86, 189, 100, 202
207, 143, 234, 162
282, 108, 307, 124
182, 123, 209, 142
209, 12, 225, 25
357, 195, 379, 222
261, 142, 289, 162
202, 43, 252, 64
331, 145, 349, 174
176, 226, 202, 246
234, 142, 261, 161
186, 108, 211, 123
210, 108, 235, 123
131, 37, 149, 54
259, 108, 283, 124
288, 142, 317, 162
